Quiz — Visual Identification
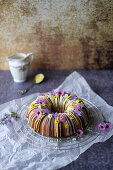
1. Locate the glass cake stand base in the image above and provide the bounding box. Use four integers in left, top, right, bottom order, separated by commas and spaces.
13, 97, 103, 150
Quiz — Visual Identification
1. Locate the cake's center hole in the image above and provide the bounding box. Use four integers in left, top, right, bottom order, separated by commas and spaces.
51, 103, 63, 113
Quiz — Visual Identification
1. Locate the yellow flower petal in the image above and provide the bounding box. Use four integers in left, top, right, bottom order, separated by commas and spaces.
53, 94, 58, 99
65, 124, 69, 128
71, 103, 75, 107
31, 103, 36, 108
55, 119, 60, 124
70, 117, 74, 120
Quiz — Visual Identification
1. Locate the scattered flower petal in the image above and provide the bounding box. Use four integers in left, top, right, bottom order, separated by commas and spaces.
105, 123, 112, 132
98, 123, 105, 131
14, 117, 18, 121
73, 138, 76, 141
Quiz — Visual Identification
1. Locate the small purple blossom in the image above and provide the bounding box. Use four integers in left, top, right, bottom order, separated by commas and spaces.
104, 123, 112, 132
80, 104, 84, 109
52, 112, 58, 119
76, 129, 83, 137
9, 119, 11, 123
74, 105, 80, 111
14, 117, 18, 121
56, 89, 65, 96
75, 110, 82, 116
4, 120, 8, 124
72, 95, 78, 100
4, 113, 7, 116
44, 108, 50, 115
0, 112, 19, 125
98, 123, 105, 131
67, 91, 74, 95
50, 90, 55, 96
36, 99, 41, 104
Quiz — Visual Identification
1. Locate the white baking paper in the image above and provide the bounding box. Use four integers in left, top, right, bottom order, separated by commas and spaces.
0, 71, 113, 170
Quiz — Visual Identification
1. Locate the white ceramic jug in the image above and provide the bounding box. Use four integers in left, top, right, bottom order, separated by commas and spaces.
7, 53, 34, 82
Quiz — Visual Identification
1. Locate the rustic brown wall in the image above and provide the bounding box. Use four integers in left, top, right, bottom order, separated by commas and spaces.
0, 0, 113, 70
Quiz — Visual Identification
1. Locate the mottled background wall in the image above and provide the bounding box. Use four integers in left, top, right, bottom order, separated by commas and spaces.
0, 0, 113, 70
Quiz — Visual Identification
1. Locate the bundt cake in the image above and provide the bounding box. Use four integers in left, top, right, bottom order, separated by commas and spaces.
26, 90, 90, 137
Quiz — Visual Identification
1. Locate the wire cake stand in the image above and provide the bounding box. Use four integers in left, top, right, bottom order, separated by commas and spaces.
13, 97, 103, 150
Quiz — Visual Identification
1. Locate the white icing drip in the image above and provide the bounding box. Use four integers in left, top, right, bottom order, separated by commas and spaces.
59, 95, 62, 112
28, 111, 34, 125
66, 100, 77, 111
46, 117, 51, 136
48, 94, 55, 107
51, 118, 54, 136
31, 115, 36, 128
65, 116, 71, 136
42, 116, 48, 136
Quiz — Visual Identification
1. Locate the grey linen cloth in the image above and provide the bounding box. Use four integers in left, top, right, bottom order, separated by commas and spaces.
0, 71, 113, 170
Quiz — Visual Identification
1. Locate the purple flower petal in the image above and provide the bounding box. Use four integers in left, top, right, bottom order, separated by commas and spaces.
72, 95, 78, 100
36, 98, 47, 104
34, 108, 42, 118
52, 112, 58, 119
98, 123, 105, 131
56, 89, 65, 96
67, 91, 74, 95
59, 114, 66, 122
4, 120, 8, 124
80, 104, 84, 109
104, 123, 112, 132
14, 118, 18, 121
44, 109, 50, 115
76, 129, 83, 137
75, 110, 82, 116
50, 90, 55, 96
9, 120, 11, 123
